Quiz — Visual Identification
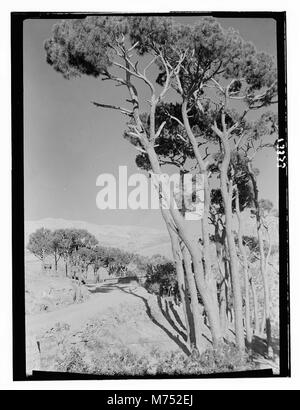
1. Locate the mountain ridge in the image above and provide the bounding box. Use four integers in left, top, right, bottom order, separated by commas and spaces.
25, 218, 172, 258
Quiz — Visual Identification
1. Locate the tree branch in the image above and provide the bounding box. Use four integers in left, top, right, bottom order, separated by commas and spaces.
91, 101, 133, 117
155, 121, 166, 138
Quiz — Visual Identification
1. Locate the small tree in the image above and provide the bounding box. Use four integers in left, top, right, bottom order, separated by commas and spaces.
27, 228, 52, 272
50, 229, 73, 276
49, 229, 64, 272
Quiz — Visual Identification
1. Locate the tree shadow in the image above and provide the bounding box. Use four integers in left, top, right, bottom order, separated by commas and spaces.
118, 276, 139, 284
87, 284, 116, 294
168, 301, 186, 331
119, 287, 191, 356
229, 328, 236, 337
251, 335, 280, 359
157, 297, 188, 342
201, 333, 212, 346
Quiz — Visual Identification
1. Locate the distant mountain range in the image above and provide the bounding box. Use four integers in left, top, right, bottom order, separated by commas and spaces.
25, 218, 173, 258
25, 213, 278, 260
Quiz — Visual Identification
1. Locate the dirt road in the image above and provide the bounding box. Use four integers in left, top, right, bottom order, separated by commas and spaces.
26, 283, 143, 335
25, 282, 196, 374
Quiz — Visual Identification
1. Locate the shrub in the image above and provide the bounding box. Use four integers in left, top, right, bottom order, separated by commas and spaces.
55, 342, 252, 376
144, 262, 178, 298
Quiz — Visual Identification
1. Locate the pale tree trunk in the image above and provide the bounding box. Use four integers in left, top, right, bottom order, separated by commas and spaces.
64, 255, 69, 277
248, 164, 272, 354
181, 245, 204, 352
183, 238, 222, 348
201, 178, 220, 329
224, 238, 237, 326
151, 165, 194, 351
146, 145, 222, 348
214, 222, 229, 335
181, 100, 220, 333
258, 231, 271, 340
54, 251, 58, 273
235, 192, 252, 345
40, 248, 45, 274
126, 79, 222, 348
165, 220, 192, 349
222, 186, 244, 350
213, 122, 245, 352
218, 274, 228, 335
184, 274, 196, 347
250, 275, 260, 335
155, 173, 193, 349
201, 212, 220, 332
216, 249, 229, 335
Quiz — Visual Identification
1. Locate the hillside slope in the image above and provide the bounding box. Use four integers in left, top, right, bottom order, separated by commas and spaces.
25, 213, 278, 260
25, 218, 172, 258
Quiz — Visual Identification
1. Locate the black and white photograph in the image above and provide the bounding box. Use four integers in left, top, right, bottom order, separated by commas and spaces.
8, 7, 293, 386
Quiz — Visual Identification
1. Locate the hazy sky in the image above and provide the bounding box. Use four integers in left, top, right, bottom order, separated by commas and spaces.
24, 16, 278, 229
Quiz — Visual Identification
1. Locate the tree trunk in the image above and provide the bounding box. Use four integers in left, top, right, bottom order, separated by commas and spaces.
216, 249, 229, 335
258, 227, 272, 351
248, 164, 272, 353
236, 193, 252, 345
146, 144, 222, 348
222, 192, 244, 350
250, 275, 260, 335
40, 248, 45, 274
181, 245, 204, 352
218, 130, 245, 352
201, 178, 220, 333
181, 100, 221, 340
187, 243, 222, 347
127, 82, 221, 349
214, 221, 230, 336
223, 258, 233, 325
154, 172, 194, 351
219, 278, 228, 335
54, 251, 58, 273
184, 274, 196, 347
166, 223, 192, 349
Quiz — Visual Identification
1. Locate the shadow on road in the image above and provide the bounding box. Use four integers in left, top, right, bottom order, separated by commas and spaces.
119, 287, 191, 356
157, 297, 188, 342
87, 284, 116, 294
168, 301, 186, 331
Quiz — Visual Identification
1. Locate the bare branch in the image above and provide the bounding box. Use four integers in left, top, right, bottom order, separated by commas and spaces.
155, 121, 166, 138
210, 78, 225, 94
221, 109, 227, 133
177, 133, 188, 143
108, 43, 123, 58
143, 56, 157, 77
133, 145, 147, 154
112, 61, 155, 94
212, 121, 224, 139
203, 146, 210, 161
156, 51, 172, 101
235, 133, 246, 149
128, 41, 139, 52
175, 73, 184, 95
127, 131, 144, 141
168, 114, 184, 128
91, 101, 133, 117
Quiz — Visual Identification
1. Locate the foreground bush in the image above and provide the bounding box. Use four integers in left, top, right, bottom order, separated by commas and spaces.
56, 342, 253, 376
